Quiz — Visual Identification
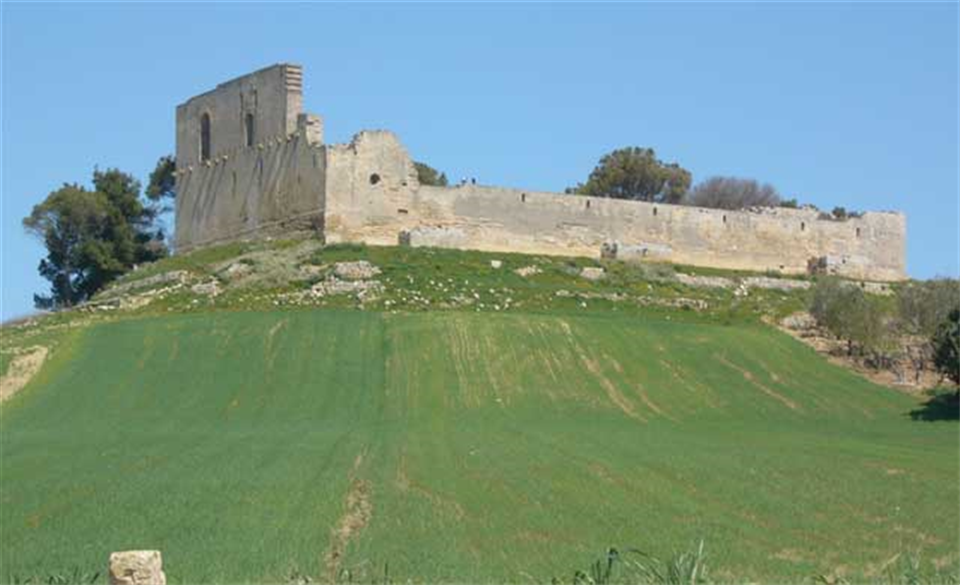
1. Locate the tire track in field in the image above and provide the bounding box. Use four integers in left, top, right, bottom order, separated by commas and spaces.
603, 354, 676, 421
558, 320, 646, 422
324, 450, 373, 582
716, 353, 801, 412
264, 318, 288, 371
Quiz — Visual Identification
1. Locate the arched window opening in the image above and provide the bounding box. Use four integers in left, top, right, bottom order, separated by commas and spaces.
653, 207, 658, 217
856, 227, 861, 238
245, 113, 255, 147
200, 113, 212, 162
801, 222, 805, 231
521, 193, 527, 203
586, 199, 591, 209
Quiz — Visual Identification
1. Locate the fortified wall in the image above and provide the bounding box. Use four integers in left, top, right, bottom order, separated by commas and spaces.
175, 64, 907, 281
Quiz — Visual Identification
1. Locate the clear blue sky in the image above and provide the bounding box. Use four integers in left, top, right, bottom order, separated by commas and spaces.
2, 2, 958, 321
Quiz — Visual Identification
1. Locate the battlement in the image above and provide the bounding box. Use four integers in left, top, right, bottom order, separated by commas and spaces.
174, 66, 907, 281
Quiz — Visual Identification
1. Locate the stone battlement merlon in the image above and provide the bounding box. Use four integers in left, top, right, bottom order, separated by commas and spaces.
173, 65, 907, 281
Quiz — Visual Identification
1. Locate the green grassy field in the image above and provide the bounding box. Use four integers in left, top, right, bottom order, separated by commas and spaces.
1, 308, 957, 583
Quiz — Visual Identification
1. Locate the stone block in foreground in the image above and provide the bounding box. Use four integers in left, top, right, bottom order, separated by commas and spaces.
109, 550, 166, 585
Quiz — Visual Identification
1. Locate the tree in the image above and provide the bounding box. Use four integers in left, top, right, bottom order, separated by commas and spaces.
568, 147, 691, 203
932, 309, 960, 386
810, 277, 857, 346
898, 280, 957, 336
414, 161, 448, 187
686, 177, 780, 210
810, 277, 894, 360
897, 279, 959, 384
146, 155, 177, 205
23, 168, 167, 309
24, 185, 112, 308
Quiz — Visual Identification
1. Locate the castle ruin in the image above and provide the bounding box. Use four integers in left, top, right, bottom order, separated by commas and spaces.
175, 64, 907, 281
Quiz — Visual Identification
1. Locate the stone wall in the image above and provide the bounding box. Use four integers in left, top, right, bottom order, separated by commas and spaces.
175, 131, 326, 251
318, 134, 905, 280
390, 185, 906, 281
174, 66, 907, 282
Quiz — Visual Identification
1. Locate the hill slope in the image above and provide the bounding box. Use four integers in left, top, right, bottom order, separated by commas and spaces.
3, 313, 958, 582
1, 243, 957, 583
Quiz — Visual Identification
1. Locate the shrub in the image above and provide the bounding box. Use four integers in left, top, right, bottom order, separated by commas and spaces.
687, 176, 780, 210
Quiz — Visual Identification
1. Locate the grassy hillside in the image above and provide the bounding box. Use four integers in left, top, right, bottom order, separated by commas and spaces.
2, 301, 957, 583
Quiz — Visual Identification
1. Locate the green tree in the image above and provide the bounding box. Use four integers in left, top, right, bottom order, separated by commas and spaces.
932, 309, 960, 386
898, 279, 958, 336
779, 198, 799, 209
146, 155, 177, 205
414, 161, 448, 187
897, 279, 959, 384
23, 169, 167, 309
568, 147, 691, 203
812, 277, 903, 370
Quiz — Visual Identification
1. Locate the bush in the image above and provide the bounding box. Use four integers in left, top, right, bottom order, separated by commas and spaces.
686, 176, 780, 210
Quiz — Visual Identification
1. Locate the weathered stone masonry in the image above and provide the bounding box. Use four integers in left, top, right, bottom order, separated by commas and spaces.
175, 64, 907, 281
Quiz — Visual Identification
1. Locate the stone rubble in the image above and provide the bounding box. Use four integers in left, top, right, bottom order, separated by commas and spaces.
579, 267, 605, 281
220, 262, 253, 281
190, 280, 222, 297
743, 276, 812, 291
514, 265, 542, 278
333, 260, 381, 281
98, 271, 190, 299
675, 273, 733, 289
310, 276, 383, 299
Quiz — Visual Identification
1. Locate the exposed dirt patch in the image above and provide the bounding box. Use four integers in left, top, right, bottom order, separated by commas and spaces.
934, 554, 959, 570
772, 548, 805, 563
588, 461, 627, 488
864, 552, 904, 577
0, 346, 49, 403
324, 452, 373, 582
